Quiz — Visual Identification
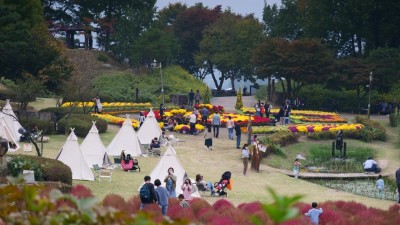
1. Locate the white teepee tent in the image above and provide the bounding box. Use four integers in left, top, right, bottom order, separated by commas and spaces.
138, 145, 200, 197
1, 99, 23, 141
137, 108, 162, 145
55, 129, 94, 181
0, 118, 20, 152
106, 116, 143, 156
81, 121, 111, 168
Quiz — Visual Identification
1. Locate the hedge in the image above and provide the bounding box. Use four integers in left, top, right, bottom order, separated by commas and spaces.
6, 155, 72, 186
57, 113, 108, 137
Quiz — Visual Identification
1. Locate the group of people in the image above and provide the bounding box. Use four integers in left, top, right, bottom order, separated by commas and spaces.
188, 89, 201, 107
139, 168, 217, 215
254, 100, 272, 118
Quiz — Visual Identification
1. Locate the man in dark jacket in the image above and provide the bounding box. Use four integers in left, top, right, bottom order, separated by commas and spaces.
235, 121, 242, 149
396, 168, 400, 203
140, 175, 157, 209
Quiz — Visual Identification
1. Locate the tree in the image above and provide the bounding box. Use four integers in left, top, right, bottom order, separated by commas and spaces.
130, 28, 178, 67
0, 0, 72, 91
197, 12, 264, 91
252, 38, 334, 98
235, 88, 243, 110
172, 4, 222, 79
263, 0, 303, 40
203, 87, 210, 104
155, 2, 187, 29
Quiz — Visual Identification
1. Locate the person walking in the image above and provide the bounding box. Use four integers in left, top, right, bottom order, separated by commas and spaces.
159, 104, 165, 121
154, 179, 169, 215
204, 125, 213, 150
189, 112, 197, 135
396, 168, 400, 203
293, 158, 302, 179
304, 202, 323, 224
164, 167, 177, 198
195, 90, 201, 105
376, 175, 385, 199
226, 116, 234, 140
212, 112, 221, 138
139, 175, 157, 210
235, 120, 242, 149
201, 106, 209, 125
138, 112, 145, 127
188, 90, 194, 107
242, 144, 250, 176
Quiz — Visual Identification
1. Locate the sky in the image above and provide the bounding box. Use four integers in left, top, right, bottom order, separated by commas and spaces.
155, 0, 282, 21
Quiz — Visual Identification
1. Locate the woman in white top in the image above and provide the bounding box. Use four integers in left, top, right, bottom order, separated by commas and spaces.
226, 116, 235, 140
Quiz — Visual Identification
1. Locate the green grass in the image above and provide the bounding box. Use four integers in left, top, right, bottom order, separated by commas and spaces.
266, 139, 374, 172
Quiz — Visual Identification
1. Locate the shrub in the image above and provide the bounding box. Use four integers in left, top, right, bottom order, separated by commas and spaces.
6, 155, 72, 185
57, 113, 107, 137
41, 181, 72, 193
265, 132, 300, 146
19, 117, 55, 135
389, 113, 400, 127
96, 53, 109, 62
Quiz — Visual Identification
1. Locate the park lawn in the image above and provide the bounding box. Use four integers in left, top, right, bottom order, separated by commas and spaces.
8, 114, 399, 210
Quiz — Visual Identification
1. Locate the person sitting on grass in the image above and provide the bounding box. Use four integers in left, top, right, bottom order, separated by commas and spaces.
178, 194, 190, 208
149, 137, 160, 150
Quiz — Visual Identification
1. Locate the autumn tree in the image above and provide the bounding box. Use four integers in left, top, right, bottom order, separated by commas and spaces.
172, 4, 222, 80
252, 38, 334, 98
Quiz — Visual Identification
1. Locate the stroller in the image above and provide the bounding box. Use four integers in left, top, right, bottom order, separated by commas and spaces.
213, 171, 232, 197
121, 154, 140, 172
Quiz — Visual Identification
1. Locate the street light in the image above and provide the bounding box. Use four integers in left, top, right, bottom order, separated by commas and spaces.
368, 72, 373, 119
152, 60, 164, 105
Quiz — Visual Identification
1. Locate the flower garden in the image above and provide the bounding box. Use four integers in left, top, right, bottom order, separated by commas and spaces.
63, 101, 366, 136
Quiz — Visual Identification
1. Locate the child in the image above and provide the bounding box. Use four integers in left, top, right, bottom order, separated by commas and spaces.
178, 194, 190, 208
293, 158, 302, 179
304, 202, 323, 224
376, 175, 385, 199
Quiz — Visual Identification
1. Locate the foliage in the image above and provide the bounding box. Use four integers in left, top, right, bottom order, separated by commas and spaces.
172, 5, 222, 78
310, 179, 399, 201
235, 88, 243, 110
58, 113, 108, 137
96, 53, 109, 62
355, 116, 386, 141
93, 65, 207, 104
389, 113, 400, 127
256, 188, 302, 224
0, 182, 399, 224
264, 132, 300, 147
306, 145, 375, 173
6, 155, 72, 185
203, 87, 210, 104
198, 12, 264, 91
252, 38, 334, 98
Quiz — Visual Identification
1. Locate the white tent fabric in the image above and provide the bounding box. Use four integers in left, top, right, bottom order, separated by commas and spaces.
81, 121, 111, 168
138, 145, 200, 197
137, 108, 162, 145
106, 116, 143, 156
1, 99, 23, 141
0, 118, 20, 152
55, 129, 94, 181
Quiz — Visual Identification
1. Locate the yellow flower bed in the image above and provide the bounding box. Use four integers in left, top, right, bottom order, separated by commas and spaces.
61, 102, 152, 108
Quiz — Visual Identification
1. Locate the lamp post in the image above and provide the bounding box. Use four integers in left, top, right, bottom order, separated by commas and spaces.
152, 60, 164, 105
368, 72, 373, 119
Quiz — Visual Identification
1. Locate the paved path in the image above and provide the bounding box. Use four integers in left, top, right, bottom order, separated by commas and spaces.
211, 96, 257, 113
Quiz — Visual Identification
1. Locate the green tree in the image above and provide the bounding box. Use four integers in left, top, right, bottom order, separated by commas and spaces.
197, 12, 264, 91
130, 28, 179, 67
252, 38, 334, 98
0, 0, 72, 91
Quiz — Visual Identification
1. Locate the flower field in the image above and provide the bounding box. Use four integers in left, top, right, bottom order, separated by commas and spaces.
61, 101, 152, 114
1, 184, 399, 225
253, 123, 364, 134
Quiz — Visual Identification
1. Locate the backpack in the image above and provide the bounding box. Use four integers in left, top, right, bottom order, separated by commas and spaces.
166, 178, 173, 190
140, 184, 151, 201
